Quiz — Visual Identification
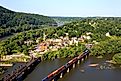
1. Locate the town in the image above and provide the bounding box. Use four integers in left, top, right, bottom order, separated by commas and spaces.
1, 32, 92, 63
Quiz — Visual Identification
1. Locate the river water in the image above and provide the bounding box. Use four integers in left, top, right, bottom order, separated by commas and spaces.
23, 54, 121, 81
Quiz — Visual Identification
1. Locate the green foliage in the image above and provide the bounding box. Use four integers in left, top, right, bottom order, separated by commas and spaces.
43, 44, 86, 60
0, 6, 57, 38
91, 37, 121, 56
0, 29, 44, 55
113, 53, 121, 64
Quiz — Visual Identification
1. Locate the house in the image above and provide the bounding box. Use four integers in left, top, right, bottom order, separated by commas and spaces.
69, 40, 73, 45
86, 36, 91, 39
85, 44, 93, 49
24, 40, 33, 45
81, 35, 91, 40
106, 32, 110, 37
53, 39, 62, 43
72, 37, 78, 44
86, 32, 92, 35
39, 42, 48, 52
79, 36, 85, 42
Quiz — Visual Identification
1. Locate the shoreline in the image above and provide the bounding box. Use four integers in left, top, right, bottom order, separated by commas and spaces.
0, 64, 13, 67
106, 60, 116, 64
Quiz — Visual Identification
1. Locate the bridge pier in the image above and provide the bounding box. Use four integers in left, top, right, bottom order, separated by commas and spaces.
32, 63, 34, 66
67, 68, 70, 73
73, 63, 75, 68
86, 53, 89, 58
52, 79, 55, 81
27, 67, 30, 70
22, 72, 24, 75
77, 60, 80, 64
84, 54, 88, 60
51, 78, 57, 81
81, 58, 84, 61
84, 55, 86, 60
60, 73, 63, 78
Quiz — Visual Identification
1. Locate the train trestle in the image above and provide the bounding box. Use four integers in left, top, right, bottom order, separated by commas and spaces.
42, 49, 90, 81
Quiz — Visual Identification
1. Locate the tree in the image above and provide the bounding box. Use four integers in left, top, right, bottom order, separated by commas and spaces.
113, 53, 121, 64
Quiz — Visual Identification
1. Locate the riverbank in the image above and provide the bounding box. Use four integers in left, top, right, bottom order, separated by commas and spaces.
1, 53, 30, 62
0, 54, 31, 76
0, 64, 13, 67
106, 60, 116, 64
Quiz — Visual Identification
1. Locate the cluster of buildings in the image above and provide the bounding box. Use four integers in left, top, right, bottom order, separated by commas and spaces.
24, 31, 111, 57
34, 32, 92, 54
36, 36, 77, 52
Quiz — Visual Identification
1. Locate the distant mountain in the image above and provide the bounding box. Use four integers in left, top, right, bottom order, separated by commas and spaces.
51, 16, 83, 26
0, 6, 57, 38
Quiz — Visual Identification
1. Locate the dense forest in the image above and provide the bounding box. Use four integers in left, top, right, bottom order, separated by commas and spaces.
0, 6, 57, 38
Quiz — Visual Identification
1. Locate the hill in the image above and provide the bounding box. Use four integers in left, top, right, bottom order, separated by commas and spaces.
0, 6, 57, 38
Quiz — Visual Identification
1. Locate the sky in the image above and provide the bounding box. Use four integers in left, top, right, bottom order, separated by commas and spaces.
0, 0, 121, 17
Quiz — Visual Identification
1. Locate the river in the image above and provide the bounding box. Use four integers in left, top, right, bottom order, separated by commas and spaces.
24, 54, 121, 81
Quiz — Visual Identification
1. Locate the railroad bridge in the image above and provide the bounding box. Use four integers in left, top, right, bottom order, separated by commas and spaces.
42, 49, 90, 81
2, 57, 41, 81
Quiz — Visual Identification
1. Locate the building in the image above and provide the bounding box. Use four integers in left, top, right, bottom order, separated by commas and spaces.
39, 42, 48, 52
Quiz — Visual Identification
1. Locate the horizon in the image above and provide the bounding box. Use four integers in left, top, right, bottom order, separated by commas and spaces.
0, 0, 121, 17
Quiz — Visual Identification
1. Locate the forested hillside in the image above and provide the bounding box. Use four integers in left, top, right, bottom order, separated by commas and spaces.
0, 6, 57, 38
